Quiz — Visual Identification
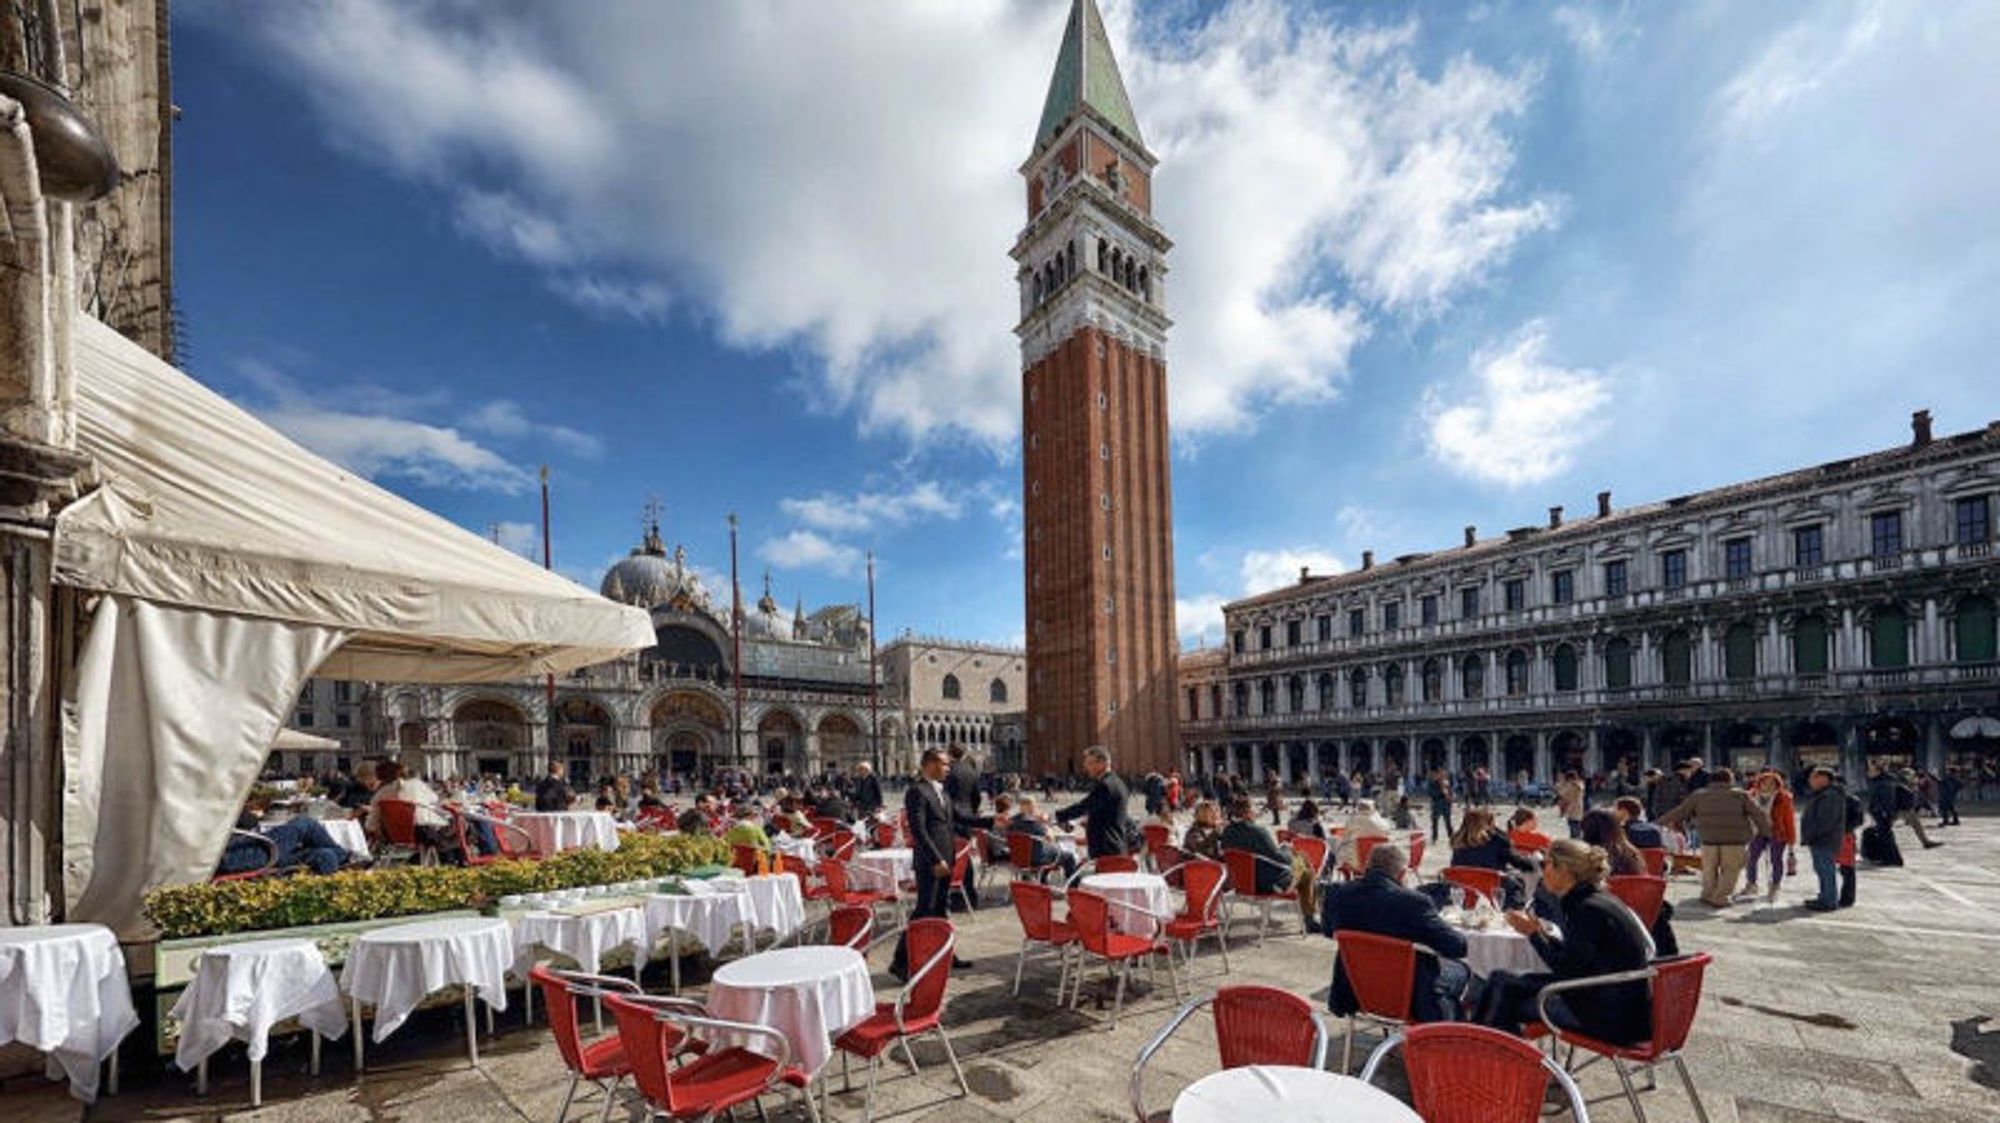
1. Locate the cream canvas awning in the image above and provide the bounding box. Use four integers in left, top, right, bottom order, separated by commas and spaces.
51, 316, 653, 931
54, 316, 653, 680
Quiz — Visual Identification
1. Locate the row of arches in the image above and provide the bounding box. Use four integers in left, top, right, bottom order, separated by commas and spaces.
1029, 236, 1155, 311
914, 715, 994, 748
1218, 596, 1999, 718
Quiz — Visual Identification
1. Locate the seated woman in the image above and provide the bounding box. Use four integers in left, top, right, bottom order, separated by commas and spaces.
723, 804, 772, 851
1286, 799, 1328, 840
1334, 800, 1394, 871
1447, 808, 1536, 909
1007, 796, 1078, 879
1580, 808, 1679, 957
988, 794, 1016, 861
1178, 799, 1225, 861
1473, 839, 1654, 1046
1613, 796, 1665, 849
1507, 807, 1554, 855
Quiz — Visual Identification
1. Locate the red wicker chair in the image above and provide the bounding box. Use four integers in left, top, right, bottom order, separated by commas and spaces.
373, 799, 427, 866
1331, 930, 1435, 1072
1007, 832, 1066, 882
1338, 834, 1386, 879
606, 993, 818, 1122
530, 965, 671, 1123
1130, 984, 1326, 1121
1160, 858, 1230, 975
1531, 952, 1714, 1123
1007, 880, 1078, 997
832, 918, 969, 1120
1094, 854, 1140, 875
729, 844, 770, 878
1221, 848, 1299, 941
825, 905, 876, 952
1639, 846, 1668, 877
1440, 866, 1505, 908
1064, 889, 1181, 1028
1290, 835, 1330, 879
1361, 1023, 1587, 1123
1607, 874, 1668, 930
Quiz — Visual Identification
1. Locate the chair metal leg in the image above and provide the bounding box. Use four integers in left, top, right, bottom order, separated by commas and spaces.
597, 1078, 621, 1123
557, 1071, 581, 1121
1612, 1058, 1647, 1123
1672, 1054, 1711, 1123
864, 1055, 879, 1123
1342, 1022, 1355, 1074
1111, 960, 1130, 1029
1013, 939, 1029, 997
937, 1027, 969, 1097
901, 1035, 921, 1077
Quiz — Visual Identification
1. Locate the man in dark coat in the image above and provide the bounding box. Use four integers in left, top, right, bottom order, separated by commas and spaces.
890, 748, 976, 979
1797, 767, 1849, 911
944, 746, 986, 908
533, 761, 573, 812
851, 762, 884, 818
1322, 843, 1469, 1023
1055, 746, 1133, 857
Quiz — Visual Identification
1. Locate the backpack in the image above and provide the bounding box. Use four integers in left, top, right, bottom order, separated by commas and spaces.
1844, 792, 1866, 832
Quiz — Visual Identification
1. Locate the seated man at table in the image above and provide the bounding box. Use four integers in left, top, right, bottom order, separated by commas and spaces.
1219, 796, 1319, 931
1322, 843, 1470, 1023
533, 761, 574, 812
365, 761, 465, 864
218, 797, 351, 876
1008, 796, 1078, 879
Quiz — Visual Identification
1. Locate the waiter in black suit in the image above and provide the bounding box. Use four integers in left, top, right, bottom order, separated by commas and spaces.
1056, 746, 1133, 858
944, 745, 985, 909
891, 748, 982, 979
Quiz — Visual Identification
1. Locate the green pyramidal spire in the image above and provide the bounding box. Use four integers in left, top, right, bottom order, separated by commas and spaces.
1034, 0, 1144, 152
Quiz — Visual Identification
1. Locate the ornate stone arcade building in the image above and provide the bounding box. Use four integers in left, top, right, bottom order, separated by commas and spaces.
1182, 413, 2000, 788
361, 522, 894, 783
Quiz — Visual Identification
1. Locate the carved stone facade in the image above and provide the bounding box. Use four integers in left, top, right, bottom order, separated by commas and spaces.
878, 637, 1027, 773
1183, 414, 2000, 787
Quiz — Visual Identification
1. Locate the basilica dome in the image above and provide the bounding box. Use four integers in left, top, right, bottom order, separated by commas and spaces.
600, 525, 714, 616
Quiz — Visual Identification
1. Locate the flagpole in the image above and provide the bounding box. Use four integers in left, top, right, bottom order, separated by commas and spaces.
867, 551, 880, 776
729, 513, 746, 770
540, 466, 556, 776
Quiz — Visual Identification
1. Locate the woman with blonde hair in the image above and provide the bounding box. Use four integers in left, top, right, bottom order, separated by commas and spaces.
1180, 799, 1225, 859
1473, 839, 1654, 1045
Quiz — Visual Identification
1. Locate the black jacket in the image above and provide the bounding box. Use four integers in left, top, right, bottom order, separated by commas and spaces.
852, 774, 884, 816
533, 775, 573, 812
1449, 834, 1534, 873
1533, 883, 1653, 1046
1798, 784, 1849, 848
1056, 772, 1133, 857
1322, 872, 1469, 1024
944, 761, 983, 836
1219, 819, 1293, 894
905, 781, 958, 878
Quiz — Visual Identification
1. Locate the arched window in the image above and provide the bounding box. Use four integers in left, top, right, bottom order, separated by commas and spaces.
1287, 675, 1305, 713
1793, 614, 1830, 674
941, 674, 961, 701
1232, 681, 1249, 718
989, 678, 1008, 704
1552, 643, 1578, 692
1139, 266, 1150, 301
1349, 667, 1369, 708
1384, 664, 1405, 706
1603, 637, 1633, 689
1662, 630, 1692, 685
1871, 605, 1909, 669
1258, 678, 1276, 715
1315, 672, 1335, 711
1421, 658, 1442, 702
1724, 622, 1757, 681
1066, 239, 1076, 278
1504, 649, 1529, 696
1032, 274, 1043, 303
1097, 240, 1109, 273
1461, 655, 1485, 699
1957, 596, 1997, 663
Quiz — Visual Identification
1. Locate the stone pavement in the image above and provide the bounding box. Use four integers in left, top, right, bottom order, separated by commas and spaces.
7, 806, 2000, 1122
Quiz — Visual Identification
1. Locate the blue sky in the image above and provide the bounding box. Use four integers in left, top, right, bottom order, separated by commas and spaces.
171, 1, 1999, 649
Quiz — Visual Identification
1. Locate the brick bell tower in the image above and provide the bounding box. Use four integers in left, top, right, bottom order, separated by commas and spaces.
1016, 0, 1179, 778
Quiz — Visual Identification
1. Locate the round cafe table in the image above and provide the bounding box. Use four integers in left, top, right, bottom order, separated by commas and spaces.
705, 945, 874, 1077
721, 874, 808, 947
1081, 872, 1172, 936
170, 938, 348, 1106
849, 847, 913, 896
644, 886, 756, 993
512, 811, 621, 854
0, 924, 139, 1103
1172, 1065, 1420, 1123
1455, 919, 1557, 979
339, 917, 511, 1070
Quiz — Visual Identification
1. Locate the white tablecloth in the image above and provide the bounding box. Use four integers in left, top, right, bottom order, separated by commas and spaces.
513, 811, 622, 854
850, 847, 913, 895
645, 885, 754, 954
0, 924, 139, 1103
725, 875, 807, 940
1457, 924, 1549, 979
1081, 872, 1171, 936
774, 834, 821, 867
318, 818, 371, 860
170, 938, 348, 1069
1173, 1066, 1420, 1123
340, 917, 512, 1042
512, 906, 649, 977
705, 946, 874, 1076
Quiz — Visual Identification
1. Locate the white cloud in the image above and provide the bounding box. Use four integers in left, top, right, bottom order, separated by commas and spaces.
490, 521, 538, 557
1423, 321, 1608, 487
759, 530, 863, 578
1176, 542, 1346, 648
1176, 593, 1231, 649
778, 481, 962, 535
220, 0, 1551, 446
1238, 547, 1346, 596
466, 400, 605, 459
262, 406, 532, 493
1552, 4, 1638, 59
1715, 4, 1885, 138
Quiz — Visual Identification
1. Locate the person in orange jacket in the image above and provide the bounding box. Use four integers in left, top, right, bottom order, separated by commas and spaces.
1743, 769, 1797, 902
